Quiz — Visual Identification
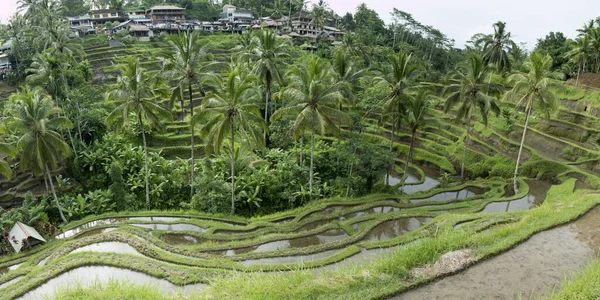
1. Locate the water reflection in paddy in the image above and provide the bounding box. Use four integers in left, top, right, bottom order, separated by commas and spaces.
131, 223, 206, 232
56, 218, 124, 239
344, 206, 400, 219
18, 266, 206, 300
401, 165, 441, 194
483, 180, 551, 213
71, 242, 142, 256
161, 233, 200, 245
221, 229, 349, 256
363, 217, 433, 241
410, 187, 484, 203
240, 249, 342, 266
386, 168, 419, 186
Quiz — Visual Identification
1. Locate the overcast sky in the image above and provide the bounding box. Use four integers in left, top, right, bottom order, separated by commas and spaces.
2, 0, 600, 49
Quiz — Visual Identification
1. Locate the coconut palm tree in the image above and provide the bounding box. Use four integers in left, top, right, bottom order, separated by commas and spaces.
566, 35, 590, 88
443, 55, 501, 182
160, 30, 219, 199
272, 57, 350, 200
106, 58, 172, 210
26, 50, 80, 153
247, 29, 291, 125
481, 21, 515, 73
504, 52, 563, 193
6, 86, 72, 223
400, 89, 436, 193
192, 65, 265, 214
374, 52, 419, 183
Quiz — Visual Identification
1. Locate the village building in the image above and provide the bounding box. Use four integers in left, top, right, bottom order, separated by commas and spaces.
146, 5, 186, 25
90, 8, 125, 28
220, 4, 254, 23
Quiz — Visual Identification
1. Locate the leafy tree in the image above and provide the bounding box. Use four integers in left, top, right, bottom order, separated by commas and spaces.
504, 52, 563, 193
400, 89, 435, 192
105, 58, 172, 210
443, 55, 501, 182
6, 86, 72, 223
60, 0, 89, 17
340, 12, 355, 31
272, 56, 350, 200
192, 66, 265, 214
161, 29, 218, 199
332, 49, 367, 112
534, 32, 569, 71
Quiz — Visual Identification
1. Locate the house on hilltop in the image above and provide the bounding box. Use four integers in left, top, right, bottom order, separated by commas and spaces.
90, 8, 125, 28
146, 5, 186, 25
220, 4, 254, 23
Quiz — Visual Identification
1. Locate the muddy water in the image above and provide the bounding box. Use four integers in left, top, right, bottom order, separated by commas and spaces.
401, 165, 441, 195
363, 217, 433, 241
17, 266, 207, 300
131, 223, 206, 232
386, 168, 419, 186
395, 206, 600, 300
221, 229, 349, 256
344, 206, 400, 219
241, 249, 342, 266
161, 233, 201, 245
410, 187, 484, 203
76, 227, 117, 239
483, 180, 552, 213
71, 242, 142, 256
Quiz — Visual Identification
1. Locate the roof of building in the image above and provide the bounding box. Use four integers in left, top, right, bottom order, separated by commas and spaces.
148, 5, 185, 11
67, 13, 90, 21
9, 221, 46, 253
0, 40, 12, 50
223, 4, 236, 8
129, 25, 150, 32
90, 9, 119, 14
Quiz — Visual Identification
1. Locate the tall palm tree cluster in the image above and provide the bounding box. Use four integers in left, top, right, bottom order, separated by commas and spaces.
0, 1, 567, 223
565, 19, 600, 88
0, 0, 85, 223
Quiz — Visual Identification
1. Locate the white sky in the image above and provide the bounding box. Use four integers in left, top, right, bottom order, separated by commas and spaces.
1, 0, 600, 49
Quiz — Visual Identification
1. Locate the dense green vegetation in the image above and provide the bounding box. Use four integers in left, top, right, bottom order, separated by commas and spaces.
2, 0, 600, 299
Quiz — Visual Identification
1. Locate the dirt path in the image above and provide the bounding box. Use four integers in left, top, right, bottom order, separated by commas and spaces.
393, 206, 600, 300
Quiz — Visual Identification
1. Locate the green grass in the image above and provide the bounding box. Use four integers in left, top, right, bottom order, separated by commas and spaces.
49, 279, 171, 300
543, 259, 600, 300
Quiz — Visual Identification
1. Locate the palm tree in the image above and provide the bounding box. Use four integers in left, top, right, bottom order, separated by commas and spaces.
400, 89, 435, 193
247, 29, 291, 125
192, 66, 265, 214
160, 30, 218, 199
272, 57, 350, 200
566, 36, 589, 88
443, 55, 501, 182
26, 50, 80, 153
374, 52, 419, 183
481, 21, 515, 73
6, 86, 72, 223
106, 58, 172, 210
504, 52, 563, 193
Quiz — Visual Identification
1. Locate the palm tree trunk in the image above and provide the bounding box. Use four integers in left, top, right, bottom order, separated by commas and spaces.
189, 84, 195, 199
513, 105, 532, 194
309, 115, 315, 201
231, 119, 235, 215
265, 73, 271, 123
386, 121, 395, 186
138, 112, 150, 210
576, 61, 582, 89
299, 124, 304, 164
46, 163, 67, 224
401, 129, 416, 194
461, 115, 472, 183
180, 90, 185, 121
